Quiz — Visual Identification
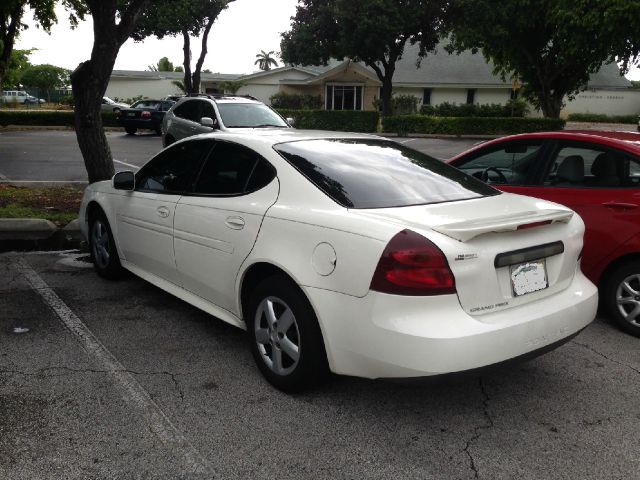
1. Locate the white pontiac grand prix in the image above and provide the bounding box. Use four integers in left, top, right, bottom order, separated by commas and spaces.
79, 130, 598, 391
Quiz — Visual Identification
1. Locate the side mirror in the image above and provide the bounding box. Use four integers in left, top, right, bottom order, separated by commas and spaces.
286, 117, 296, 127
200, 116, 217, 129
113, 171, 135, 191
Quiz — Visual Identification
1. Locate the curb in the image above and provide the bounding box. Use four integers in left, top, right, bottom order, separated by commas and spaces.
0, 217, 82, 242
0, 125, 122, 132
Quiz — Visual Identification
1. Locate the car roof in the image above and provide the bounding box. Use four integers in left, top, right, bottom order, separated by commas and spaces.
175, 129, 382, 147
175, 95, 261, 105
450, 130, 640, 161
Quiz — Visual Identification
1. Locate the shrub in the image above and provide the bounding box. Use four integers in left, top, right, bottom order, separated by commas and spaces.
567, 113, 638, 124
277, 109, 379, 132
419, 100, 528, 118
270, 93, 323, 110
383, 115, 565, 136
0, 110, 119, 127
392, 95, 419, 115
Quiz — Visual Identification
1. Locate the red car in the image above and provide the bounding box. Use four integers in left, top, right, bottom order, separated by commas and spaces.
449, 130, 640, 337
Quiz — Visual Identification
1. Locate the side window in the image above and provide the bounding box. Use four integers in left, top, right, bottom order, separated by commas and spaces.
193, 142, 275, 195
543, 143, 636, 188
200, 101, 216, 120
456, 142, 544, 185
136, 140, 213, 193
173, 101, 200, 122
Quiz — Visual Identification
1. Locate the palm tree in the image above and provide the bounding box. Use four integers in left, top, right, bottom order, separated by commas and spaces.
254, 50, 278, 71
171, 80, 187, 94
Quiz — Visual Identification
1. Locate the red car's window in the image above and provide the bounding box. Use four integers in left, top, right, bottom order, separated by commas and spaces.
544, 144, 640, 188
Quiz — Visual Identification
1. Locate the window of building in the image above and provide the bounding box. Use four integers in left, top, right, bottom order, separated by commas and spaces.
466, 89, 476, 105
325, 85, 363, 110
422, 88, 432, 105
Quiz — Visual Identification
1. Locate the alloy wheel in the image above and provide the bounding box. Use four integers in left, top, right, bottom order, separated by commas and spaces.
615, 273, 640, 328
91, 220, 111, 269
254, 296, 301, 375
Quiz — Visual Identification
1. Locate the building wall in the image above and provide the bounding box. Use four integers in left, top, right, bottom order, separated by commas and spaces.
562, 89, 640, 116
105, 78, 182, 101
475, 88, 511, 105
236, 84, 280, 104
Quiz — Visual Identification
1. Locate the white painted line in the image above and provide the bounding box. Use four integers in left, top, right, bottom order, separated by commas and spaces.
0, 180, 87, 184
0, 172, 7, 180
16, 258, 214, 476
113, 159, 140, 170
398, 138, 417, 144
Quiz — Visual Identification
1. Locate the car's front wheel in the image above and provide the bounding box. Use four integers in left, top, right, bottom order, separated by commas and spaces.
247, 275, 329, 392
603, 261, 640, 337
89, 211, 124, 280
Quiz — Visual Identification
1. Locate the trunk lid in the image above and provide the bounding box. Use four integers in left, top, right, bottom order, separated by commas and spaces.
353, 193, 584, 317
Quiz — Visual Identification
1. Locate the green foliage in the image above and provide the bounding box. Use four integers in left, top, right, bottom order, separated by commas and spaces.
218, 80, 247, 94
447, 0, 640, 117
255, 50, 278, 71
280, 0, 448, 115
269, 93, 323, 110
391, 94, 419, 115
383, 115, 565, 135
171, 80, 187, 94
20, 64, 70, 101
58, 94, 74, 106
0, 110, 118, 127
419, 100, 528, 117
2, 49, 33, 88
567, 113, 639, 124
630, 80, 640, 90
276, 109, 379, 132
148, 57, 179, 72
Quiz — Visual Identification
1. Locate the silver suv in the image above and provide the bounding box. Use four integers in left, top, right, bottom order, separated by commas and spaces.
161, 94, 292, 147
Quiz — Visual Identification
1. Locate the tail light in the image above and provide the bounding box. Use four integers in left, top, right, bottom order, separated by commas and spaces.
141, 110, 151, 118
115, 110, 122, 118
370, 229, 456, 296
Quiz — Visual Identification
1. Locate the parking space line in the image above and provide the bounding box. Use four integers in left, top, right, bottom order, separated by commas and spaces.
113, 159, 139, 170
15, 258, 214, 476
398, 138, 417, 144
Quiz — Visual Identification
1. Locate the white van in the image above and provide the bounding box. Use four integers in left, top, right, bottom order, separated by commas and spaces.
2, 90, 29, 103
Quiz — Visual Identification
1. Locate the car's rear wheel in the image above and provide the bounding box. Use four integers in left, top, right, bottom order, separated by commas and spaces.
89, 211, 124, 280
247, 275, 329, 392
603, 261, 640, 337
125, 126, 137, 135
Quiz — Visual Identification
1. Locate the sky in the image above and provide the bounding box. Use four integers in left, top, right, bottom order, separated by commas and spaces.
15, 0, 300, 75
14, 1, 640, 80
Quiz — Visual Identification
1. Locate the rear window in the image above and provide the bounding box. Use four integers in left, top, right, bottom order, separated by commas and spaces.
217, 103, 288, 128
274, 139, 499, 208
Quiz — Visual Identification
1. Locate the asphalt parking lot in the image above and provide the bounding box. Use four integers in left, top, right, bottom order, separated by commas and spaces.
0, 130, 482, 184
2, 250, 639, 479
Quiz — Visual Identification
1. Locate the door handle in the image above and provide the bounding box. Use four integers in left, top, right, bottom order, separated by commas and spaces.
602, 202, 638, 210
157, 206, 170, 218
225, 216, 245, 230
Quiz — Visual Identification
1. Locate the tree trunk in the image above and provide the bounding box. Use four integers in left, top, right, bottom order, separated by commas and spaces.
181, 29, 194, 93
71, 0, 151, 183
380, 76, 394, 117
0, 3, 24, 89
539, 91, 564, 118
192, 17, 214, 94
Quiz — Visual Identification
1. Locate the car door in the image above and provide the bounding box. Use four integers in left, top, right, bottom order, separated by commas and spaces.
115, 139, 213, 284
174, 140, 279, 313
536, 141, 640, 277
450, 139, 551, 198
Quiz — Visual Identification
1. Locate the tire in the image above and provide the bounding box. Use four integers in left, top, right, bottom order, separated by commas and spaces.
125, 126, 137, 135
603, 261, 640, 337
89, 211, 124, 280
247, 275, 329, 392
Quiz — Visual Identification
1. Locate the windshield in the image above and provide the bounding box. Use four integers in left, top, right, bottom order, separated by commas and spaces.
274, 139, 499, 209
132, 100, 161, 109
217, 103, 288, 128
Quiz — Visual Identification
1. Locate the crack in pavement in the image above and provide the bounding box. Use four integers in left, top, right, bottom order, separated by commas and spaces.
572, 341, 640, 375
462, 377, 494, 480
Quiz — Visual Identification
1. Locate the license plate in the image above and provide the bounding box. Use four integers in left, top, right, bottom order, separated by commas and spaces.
127, 112, 135, 117
510, 260, 548, 296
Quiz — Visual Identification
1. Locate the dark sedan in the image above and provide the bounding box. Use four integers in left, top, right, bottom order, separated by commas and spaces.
117, 99, 174, 135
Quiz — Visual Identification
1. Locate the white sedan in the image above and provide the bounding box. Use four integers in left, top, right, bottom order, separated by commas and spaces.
79, 130, 598, 391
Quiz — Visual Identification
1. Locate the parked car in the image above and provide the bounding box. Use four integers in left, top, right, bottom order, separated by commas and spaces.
2, 90, 29, 103
117, 99, 175, 135
24, 95, 45, 104
79, 130, 597, 391
101, 96, 129, 112
161, 94, 292, 147
449, 130, 640, 337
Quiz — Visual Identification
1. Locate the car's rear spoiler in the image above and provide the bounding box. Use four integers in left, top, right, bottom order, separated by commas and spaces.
432, 210, 574, 242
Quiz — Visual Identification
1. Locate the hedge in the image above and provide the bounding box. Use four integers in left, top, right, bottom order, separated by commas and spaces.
567, 113, 638, 124
383, 115, 565, 136
419, 100, 529, 118
0, 110, 118, 127
277, 109, 379, 132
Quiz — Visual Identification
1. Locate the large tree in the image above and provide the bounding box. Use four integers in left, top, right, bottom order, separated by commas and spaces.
447, 0, 640, 118
280, 0, 448, 116
0, 1, 57, 88
65, 0, 153, 183
1, 48, 32, 88
20, 63, 69, 101
133, 0, 234, 94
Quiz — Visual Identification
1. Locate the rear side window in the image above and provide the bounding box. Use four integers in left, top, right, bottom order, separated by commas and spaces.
275, 139, 498, 208
173, 100, 200, 122
193, 142, 275, 195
